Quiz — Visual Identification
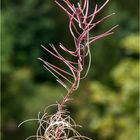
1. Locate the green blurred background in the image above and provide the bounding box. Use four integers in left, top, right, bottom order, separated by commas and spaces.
1, 0, 139, 140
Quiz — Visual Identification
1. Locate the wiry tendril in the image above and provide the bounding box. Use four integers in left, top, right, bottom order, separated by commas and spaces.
19, 105, 92, 140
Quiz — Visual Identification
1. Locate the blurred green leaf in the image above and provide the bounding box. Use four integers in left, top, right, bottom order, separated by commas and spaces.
120, 34, 139, 53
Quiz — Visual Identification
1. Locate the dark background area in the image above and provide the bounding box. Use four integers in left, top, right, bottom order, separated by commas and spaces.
1, 0, 139, 140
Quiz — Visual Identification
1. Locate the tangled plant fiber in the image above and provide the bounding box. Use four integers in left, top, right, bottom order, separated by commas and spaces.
19, 105, 91, 140
19, 0, 117, 139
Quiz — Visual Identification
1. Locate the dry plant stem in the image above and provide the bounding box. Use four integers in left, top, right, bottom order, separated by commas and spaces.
57, 42, 83, 139
37, 0, 118, 139
19, 1, 117, 140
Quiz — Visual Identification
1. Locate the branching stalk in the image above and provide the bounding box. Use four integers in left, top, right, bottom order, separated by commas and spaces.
20, 1, 117, 139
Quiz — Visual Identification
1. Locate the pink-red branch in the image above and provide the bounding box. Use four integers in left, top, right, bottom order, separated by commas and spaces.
39, 1, 118, 138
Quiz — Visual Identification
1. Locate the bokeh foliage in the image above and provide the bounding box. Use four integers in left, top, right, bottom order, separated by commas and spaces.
1, 0, 139, 140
